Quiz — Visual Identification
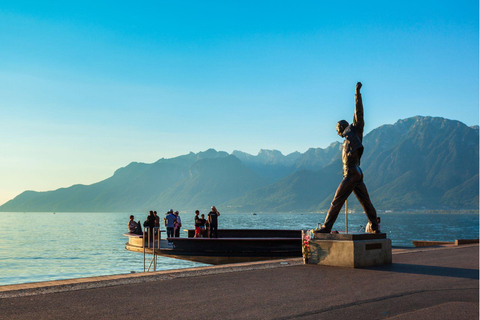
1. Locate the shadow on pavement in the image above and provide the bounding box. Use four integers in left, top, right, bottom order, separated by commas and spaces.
365, 263, 479, 280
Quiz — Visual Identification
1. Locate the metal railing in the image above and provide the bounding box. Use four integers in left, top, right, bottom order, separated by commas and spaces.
143, 227, 162, 272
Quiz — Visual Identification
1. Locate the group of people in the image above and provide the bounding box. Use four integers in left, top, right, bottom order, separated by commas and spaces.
194, 206, 220, 238
142, 210, 182, 240
127, 206, 220, 239
163, 209, 182, 238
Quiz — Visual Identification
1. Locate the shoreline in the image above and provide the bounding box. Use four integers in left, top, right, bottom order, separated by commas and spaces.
1, 243, 478, 320
1, 244, 477, 299
1, 210, 479, 214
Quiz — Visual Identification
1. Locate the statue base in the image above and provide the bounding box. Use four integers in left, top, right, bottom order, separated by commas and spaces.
307, 232, 392, 268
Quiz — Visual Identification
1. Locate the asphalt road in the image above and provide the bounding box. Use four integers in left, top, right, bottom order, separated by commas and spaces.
0, 245, 478, 320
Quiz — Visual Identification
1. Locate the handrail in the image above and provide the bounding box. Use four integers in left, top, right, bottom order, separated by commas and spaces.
143, 227, 164, 272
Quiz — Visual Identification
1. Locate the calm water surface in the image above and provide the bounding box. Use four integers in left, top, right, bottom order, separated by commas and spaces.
0, 211, 478, 286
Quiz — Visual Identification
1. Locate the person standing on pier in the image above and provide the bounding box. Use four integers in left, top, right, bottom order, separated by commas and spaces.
145, 211, 156, 232
153, 211, 160, 228
174, 211, 182, 237
199, 214, 207, 237
317, 82, 379, 234
194, 210, 201, 237
164, 209, 176, 241
207, 206, 220, 238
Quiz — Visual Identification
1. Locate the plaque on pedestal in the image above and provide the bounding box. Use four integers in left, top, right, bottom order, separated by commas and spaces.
313, 233, 386, 241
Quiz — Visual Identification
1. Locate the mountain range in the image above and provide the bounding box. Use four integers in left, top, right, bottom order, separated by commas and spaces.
1, 116, 478, 213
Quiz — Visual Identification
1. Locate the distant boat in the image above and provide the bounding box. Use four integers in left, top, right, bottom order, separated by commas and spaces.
252, 212, 257, 215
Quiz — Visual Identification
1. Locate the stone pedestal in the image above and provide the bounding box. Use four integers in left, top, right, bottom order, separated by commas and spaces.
307, 233, 392, 268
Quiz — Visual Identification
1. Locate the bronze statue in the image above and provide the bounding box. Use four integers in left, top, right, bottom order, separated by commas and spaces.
317, 82, 379, 233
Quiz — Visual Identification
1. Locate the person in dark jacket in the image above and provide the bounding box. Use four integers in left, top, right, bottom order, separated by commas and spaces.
317, 82, 379, 233
145, 211, 156, 228
144, 211, 156, 241
153, 211, 160, 228
207, 206, 220, 238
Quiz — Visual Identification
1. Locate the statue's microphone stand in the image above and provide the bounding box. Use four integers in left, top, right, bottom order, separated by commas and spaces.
345, 199, 348, 234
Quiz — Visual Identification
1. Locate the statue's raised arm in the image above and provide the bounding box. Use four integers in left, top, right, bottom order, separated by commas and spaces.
353, 82, 364, 141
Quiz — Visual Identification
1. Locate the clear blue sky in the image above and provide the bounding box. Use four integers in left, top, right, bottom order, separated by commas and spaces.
0, 1, 478, 205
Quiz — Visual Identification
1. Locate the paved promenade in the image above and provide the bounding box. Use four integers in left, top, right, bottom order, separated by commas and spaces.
0, 244, 478, 320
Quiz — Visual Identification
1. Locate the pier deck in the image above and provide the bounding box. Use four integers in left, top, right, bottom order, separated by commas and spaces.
0, 244, 478, 320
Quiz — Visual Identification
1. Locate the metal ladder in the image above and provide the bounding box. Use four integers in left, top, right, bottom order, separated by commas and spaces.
143, 227, 162, 272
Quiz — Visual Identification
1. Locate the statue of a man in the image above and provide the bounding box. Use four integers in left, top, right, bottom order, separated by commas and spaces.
317, 82, 379, 233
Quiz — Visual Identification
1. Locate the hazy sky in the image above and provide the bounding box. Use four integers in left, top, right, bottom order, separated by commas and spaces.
0, 1, 478, 206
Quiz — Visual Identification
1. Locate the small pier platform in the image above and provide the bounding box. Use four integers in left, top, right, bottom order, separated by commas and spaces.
124, 229, 302, 265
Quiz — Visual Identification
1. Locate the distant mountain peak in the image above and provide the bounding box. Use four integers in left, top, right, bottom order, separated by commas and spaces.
258, 149, 283, 156
195, 148, 229, 160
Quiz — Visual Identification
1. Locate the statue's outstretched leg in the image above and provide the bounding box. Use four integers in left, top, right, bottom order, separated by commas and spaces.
353, 180, 378, 232
319, 169, 361, 232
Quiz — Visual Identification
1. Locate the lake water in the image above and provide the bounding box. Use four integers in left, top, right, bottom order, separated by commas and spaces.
0, 211, 478, 286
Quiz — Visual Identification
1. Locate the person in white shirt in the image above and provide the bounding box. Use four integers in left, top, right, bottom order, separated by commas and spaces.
174, 211, 182, 237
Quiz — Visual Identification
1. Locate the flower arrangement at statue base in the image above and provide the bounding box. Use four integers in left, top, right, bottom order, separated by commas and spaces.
302, 230, 315, 264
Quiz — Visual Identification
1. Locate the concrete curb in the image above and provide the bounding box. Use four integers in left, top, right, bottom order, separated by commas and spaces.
0, 258, 302, 299
1, 244, 477, 299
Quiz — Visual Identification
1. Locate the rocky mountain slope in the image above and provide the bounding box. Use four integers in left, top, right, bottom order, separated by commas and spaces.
1, 116, 477, 213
